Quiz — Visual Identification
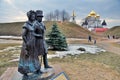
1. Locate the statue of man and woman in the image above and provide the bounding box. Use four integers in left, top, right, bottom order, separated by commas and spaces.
18, 10, 51, 77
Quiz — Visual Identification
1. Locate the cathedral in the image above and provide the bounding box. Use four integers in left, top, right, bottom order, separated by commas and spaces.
81, 10, 107, 31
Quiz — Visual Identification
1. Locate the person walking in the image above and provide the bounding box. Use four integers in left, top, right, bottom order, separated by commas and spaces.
88, 35, 92, 42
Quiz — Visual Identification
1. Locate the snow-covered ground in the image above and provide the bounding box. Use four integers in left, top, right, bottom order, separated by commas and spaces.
0, 44, 106, 62
0, 36, 86, 40
0, 36, 22, 40
48, 44, 106, 59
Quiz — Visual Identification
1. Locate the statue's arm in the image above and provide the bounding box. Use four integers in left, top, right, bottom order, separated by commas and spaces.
22, 28, 27, 43
32, 32, 43, 38
22, 28, 29, 56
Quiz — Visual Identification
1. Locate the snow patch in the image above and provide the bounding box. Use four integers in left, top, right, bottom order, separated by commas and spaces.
47, 44, 106, 59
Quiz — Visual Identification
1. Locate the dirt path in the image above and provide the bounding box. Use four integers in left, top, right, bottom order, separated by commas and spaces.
97, 39, 120, 55
67, 38, 120, 55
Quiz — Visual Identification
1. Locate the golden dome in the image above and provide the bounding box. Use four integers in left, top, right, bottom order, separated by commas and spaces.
87, 14, 91, 17
95, 14, 100, 18
96, 14, 100, 17
90, 10, 96, 16
87, 10, 100, 18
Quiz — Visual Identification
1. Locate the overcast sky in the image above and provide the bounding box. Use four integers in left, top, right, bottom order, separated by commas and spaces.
0, 0, 120, 28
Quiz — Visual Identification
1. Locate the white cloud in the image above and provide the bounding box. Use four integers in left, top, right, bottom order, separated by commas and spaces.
0, 0, 26, 23
4, 0, 13, 5
13, 15, 27, 21
0, 16, 27, 23
105, 18, 120, 23
0, 0, 120, 28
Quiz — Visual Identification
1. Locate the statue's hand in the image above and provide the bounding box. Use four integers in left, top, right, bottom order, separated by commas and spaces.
33, 32, 43, 39
36, 36, 43, 39
25, 52, 29, 57
25, 46, 28, 51
24, 47, 29, 55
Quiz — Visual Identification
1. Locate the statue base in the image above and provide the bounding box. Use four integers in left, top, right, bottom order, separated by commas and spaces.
13, 68, 54, 80
0, 65, 63, 80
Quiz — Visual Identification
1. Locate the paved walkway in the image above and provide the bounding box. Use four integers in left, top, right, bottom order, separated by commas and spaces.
0, 67, 16, 80
97, 39, 120, 55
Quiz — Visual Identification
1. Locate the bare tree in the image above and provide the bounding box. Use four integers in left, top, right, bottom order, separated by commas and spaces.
45, 11, 54, 21
61, 10, 65, 22
45, 9, 70, 22
61, 10, 70, 22
44, 13, 50, 21
50, 11, 54, 21
54, 9, 60, 21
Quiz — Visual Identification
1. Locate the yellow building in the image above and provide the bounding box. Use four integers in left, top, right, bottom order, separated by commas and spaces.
82, 10, 102, 30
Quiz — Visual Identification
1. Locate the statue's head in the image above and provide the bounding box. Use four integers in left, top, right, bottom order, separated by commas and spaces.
36, 10, 43, 22
27, 10, 36, 22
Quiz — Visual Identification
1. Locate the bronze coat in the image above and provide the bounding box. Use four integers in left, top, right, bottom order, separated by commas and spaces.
34, 21, 48, 56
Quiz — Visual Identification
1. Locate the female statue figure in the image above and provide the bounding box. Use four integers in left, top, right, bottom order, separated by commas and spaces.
18, 10, 42, 77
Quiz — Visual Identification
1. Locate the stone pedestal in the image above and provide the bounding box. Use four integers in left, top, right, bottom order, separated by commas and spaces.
12, 68, 54, 80
0, 65, 63, 80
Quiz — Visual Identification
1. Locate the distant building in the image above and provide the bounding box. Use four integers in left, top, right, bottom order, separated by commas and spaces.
81, 10, 108, 32
71, 10, 76, 23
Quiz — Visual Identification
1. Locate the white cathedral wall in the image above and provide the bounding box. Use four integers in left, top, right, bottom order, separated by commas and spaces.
87, 17, 102, 28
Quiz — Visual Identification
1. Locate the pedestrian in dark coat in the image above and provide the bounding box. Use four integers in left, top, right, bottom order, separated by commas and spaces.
88, 35, 92, 42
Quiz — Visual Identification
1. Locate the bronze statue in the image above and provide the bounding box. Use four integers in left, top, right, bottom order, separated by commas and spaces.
18, 10, 51, 79
34, 10, 51, 69
18, 10, 42, 77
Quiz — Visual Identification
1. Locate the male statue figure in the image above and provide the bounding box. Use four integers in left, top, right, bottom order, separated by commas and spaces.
34, 10, 52, 70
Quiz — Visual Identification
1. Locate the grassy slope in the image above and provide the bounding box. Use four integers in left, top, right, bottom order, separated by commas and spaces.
46, 21, 95, 38
0, 21, 95, 38
104, 26, 120, 38
0, 22, 24, 36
